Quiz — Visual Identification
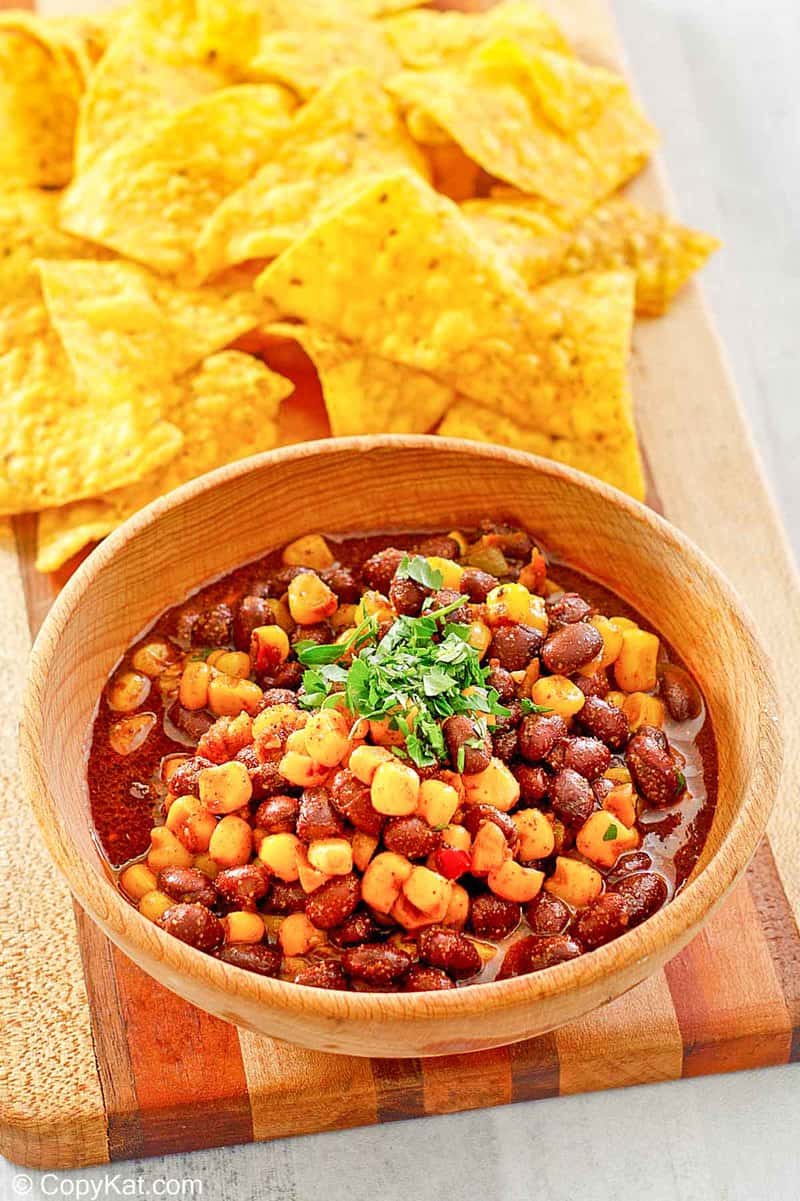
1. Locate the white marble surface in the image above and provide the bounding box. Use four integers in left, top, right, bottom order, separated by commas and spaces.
5, 0, 799, 1197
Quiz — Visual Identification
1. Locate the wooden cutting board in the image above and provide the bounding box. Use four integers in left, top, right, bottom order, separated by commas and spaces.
2, 0, 799, 1173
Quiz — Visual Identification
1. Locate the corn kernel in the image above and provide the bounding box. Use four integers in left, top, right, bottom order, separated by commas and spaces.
287, 571, 337, 625
250, 625, 290, 674
179, 658, 210, 711
258, 832, 301, 881
207, 673, 263, 718
440, 823, 471, 853
544, 856, 603, 907
331, 603, 358, 632
108, 669, 151, 713
216, 650, 251, 678
304, 708, 351, 767
369, 716, 407, 748
263, 597, 293, 632
517, 660, 541, 698
284, 727, 308, 754
161, 754, 189, 784
442, 882, 469, 929
166, 795, 217, 853
131, 639, 177, 678
371, 759, 420, 815
447, 530, 468, 556
361, 851, 413, 914
223, 911, 265, 944
352, 831, 379, 872
307, 837, 353, 876
282, 533, 334, 570
426, 556, 464, 590
416, 778, 460, 828
252, 703, 306, 741
462, 757, 520, 812
109, 712, 156, 755
209, 814, 253, 868
604, 765, 632, 784
623, 692, 666, 730
391, 892, 434, 930
199, 760, 253, 815
278, 750, 329, 788
193, 853, 219, 878
614, 629, 660, 692
402, 865, 452, 916
512, 808, 555, 860
470, 821, 510, 875
531, 674, 585, 719
465, 619, 492, 658
120, 862, 157, 902
354, 590, 393, 624
139, 889, 174, 922
296, 843, 329, 893
146, 826, 194, 872
606, 690, 626, 710
279, 911, 323, 956
603, 783, 637, 827
576, 811, 638, 868
488, 859, 544, 903
349, 743, 393, 784
485, 582, 547, 632
609, 615, 638, 631
587, 615, 625, 670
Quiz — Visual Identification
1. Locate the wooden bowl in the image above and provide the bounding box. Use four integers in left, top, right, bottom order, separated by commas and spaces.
20, 437, 782, 1057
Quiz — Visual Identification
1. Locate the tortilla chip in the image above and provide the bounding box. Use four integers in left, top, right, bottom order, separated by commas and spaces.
384, 1, 571, 69
266, 323, 455, 437
0, 332, 183, 516
37, 259, 275, 402
426, 143, 485, 203
61, 85, 294, 275
197, 68, 430, 276
438, 394, 645, 500
246, 23, 400, 99
75, 27, 225, 170
35, 351, 293, 570
464, 194, 719, 315
0, 13, 86, 187
258, 171, 636, 439
387, 39, 655, 214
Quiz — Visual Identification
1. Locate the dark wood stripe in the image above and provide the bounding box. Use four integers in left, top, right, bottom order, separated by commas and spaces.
747, 840, 800, 1061
508, 1032, 560, 1101
372, 1058, 427, 1123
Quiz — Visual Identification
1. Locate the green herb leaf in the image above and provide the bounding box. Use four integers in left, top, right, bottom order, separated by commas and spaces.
456, 745, 466, 773
676, 770, 687, 793
602, 823, 619, 842
520, 698, 552, 715
398, 554, 443, 591
296, 641, 344, 666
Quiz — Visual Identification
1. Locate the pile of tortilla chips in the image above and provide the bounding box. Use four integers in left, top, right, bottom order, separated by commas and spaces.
0, 0, 719, 573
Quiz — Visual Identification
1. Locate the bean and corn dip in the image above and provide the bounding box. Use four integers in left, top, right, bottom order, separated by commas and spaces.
90, 521, 716, 992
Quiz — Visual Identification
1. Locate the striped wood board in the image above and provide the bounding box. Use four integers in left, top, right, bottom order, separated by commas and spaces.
2, 0, 800, 1173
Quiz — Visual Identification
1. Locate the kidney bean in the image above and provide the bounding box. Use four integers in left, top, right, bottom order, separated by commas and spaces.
514, 763, 550, 805
469, 894, 521, 940
296, 787, 344, 842
168, 703, 214, 743
235, 746, 286, 800
361, 547, 405, 593
609, 850, 653, 882
493, 699, 523, 734
321, 565, 361, 604
389, 574, 429, 616
215, 863, 271, 910
485, 663, 516, 703
169, 756, 215, 798
383, 816, 440, 859
191, 603, 233, 647
545, 592, 593, 629
541, 622, 603, 675
291, 622, 331, 649
159, 903, 223, 951
574, 671, 610, 699
417, 534, 460, 560
262, 661, 304, 692
443, 714, 492, 774
262, 880, 307, 914
404, 965, 456, 991
578, 695, 630, 749
232, 595, 275, 652
659, 664, 703, 722
525, 893, 571, 936
330, 769, 385, 836
549, 768, 595, 827
342, 944, 413, 985
612, 873, 668, 925
305, 874, 361, 930
462, 804, 518, 848
518, 713, 568, 763
479, 520, 533, 562
626, 727, 685, 807
418, 926, 482, 978
253, 794, 300, 834
328, 909, 377, 948
461, 567, 498, 602
218, 943, 281, 977
258, 688, 298, 710
294, 960, 348, 990
158, 866, 217, 909
575, 893, 630, 948
429, 589, 471, 624
561, 736, 611, 780
488, 624, 543, 671
543, 739, 566, 771
492, 727, 519, 763
497, 934, 582, 979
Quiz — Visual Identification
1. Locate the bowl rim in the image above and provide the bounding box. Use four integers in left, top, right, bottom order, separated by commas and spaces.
21, 434, 783, 1027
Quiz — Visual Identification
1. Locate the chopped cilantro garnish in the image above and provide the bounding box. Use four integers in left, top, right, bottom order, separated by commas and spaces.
297, 598, 509, 767
397, 554, 444, 591
603, 822, 619, 842
676, 770, 687, 793
520, 697, 552, 715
